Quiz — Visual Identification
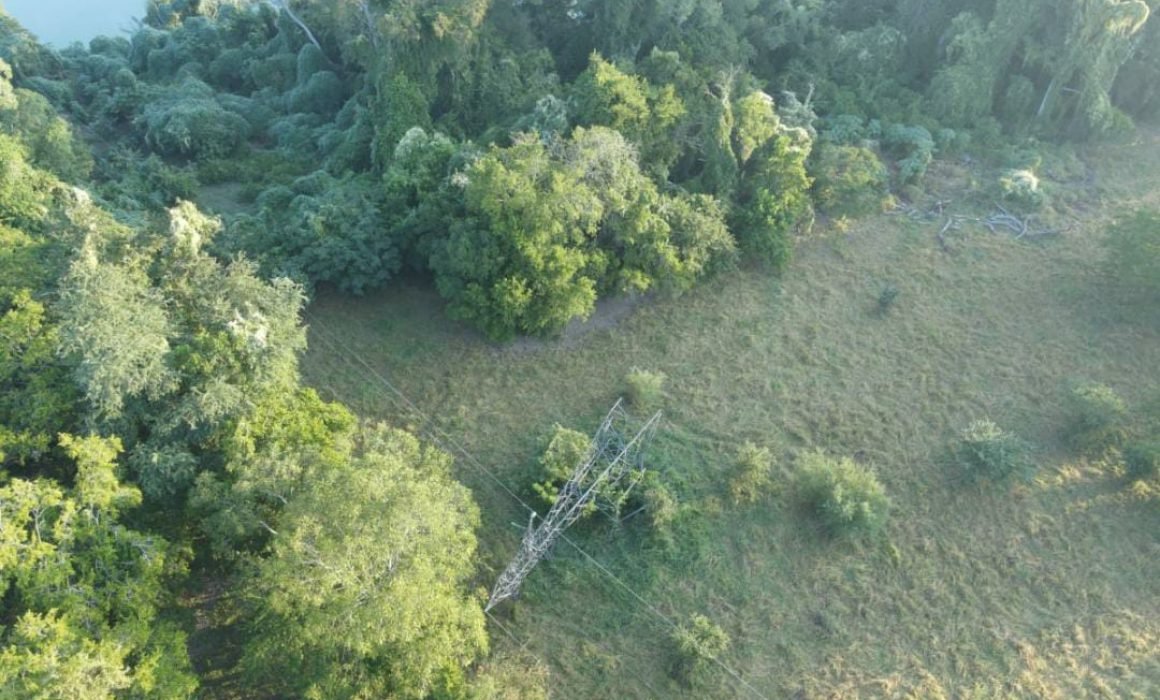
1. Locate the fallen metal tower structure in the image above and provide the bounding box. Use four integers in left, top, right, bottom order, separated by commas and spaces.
486, 399, 661, 611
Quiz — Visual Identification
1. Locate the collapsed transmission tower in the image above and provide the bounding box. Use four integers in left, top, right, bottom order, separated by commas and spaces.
486, 399, 661, 611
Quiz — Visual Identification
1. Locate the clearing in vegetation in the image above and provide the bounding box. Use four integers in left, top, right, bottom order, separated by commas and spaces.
302, 131, 1160, 699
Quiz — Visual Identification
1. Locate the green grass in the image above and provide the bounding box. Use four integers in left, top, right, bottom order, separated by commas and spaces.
300, 131, 1160, 698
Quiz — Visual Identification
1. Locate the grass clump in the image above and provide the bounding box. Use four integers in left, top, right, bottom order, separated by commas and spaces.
1066, 383, 1129, 453
876, 283, 900, 315
795, 450, 889, 537
1124, 441, 1160, 480
624, 367, 666, 410
670, 613, 730, 688
728, 441, 775, 505
952, 419, 1034, 484
1104, 209, 1160, 304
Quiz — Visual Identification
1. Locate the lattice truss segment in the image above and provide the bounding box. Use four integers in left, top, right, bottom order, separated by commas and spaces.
486, 399, 661, 611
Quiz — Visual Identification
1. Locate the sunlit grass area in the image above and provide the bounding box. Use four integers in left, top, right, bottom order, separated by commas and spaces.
300, 133, 1160, 698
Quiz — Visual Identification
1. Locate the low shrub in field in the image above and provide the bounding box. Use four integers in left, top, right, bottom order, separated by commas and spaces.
1067, 383, 1129, 453
624, 368, 666, 410
952, 419, 1034, 484
795, 450, 889, 537
640, 474, 679, 546
1125, 441, 1160, 480
877, 283, 900, 315
728, 441, 775, 505
998, 168, 1047, 210
670, 613, 730, 688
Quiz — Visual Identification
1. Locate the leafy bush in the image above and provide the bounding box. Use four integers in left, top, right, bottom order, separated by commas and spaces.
532, 425, 592, 506
625, 368, 666, 411
0, 134, 50, 226
1125, 441, 1160, 480
819, 114, 867, 146
228, 172, 396, 294
1104, 209, 1160, 303
670, 614, 730, 688
882, 123, 934, 185
998, 169, 1047, 210
732, 131, 814, 270
952, 419, 1034, 484
1, 88, 93, 181
877, 283, 900, 315
139, 78, 249, 159
810, 144, 890, 218
287, 71, 346, 115
728, 441, 775, 505
640, 473, 679, 546
1067, 383, 1129, 453
796, 450, 889, 536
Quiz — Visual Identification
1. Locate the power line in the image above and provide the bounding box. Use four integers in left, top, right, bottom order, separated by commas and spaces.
302, 311, 771, 700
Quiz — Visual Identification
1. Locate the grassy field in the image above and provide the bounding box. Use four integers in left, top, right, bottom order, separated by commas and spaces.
299, 132, 1160, 698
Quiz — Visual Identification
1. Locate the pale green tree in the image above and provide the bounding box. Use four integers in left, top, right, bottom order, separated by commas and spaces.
241, 424, 487, 700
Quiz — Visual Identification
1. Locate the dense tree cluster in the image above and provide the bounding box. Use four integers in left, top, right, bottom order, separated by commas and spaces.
3, 1, 1156, 338
0, 58, 496, 697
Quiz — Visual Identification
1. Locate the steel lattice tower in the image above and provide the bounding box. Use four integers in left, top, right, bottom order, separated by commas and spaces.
486, 399, 661, 611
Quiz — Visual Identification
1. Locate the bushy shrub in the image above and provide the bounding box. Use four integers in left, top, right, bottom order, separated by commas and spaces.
0, 134, 50, 226
819, 114, 867, 146
216, 93, 276, 133
1104, 209, 1160, 303
1, 88, 93, 181
532, 425, 592, 506
796, 450, 889, 536
640, 473, 679, 546
625, 368, 666, 411
1067, 383, 1129, 453
229, 172, 396, 294
882, 123, 934, 185
670, 614, 730, 688
877, 283, 900, 314
245, 52, 298, 94
810, 144, 890, 218
998, 169, 1047, 210
952, 419, 1034, 484
1125, 441, 1160, 480
732, 132, 814, 270
728, 441, 774, 505
287, 71, 346, 115
139, 78, 249, 159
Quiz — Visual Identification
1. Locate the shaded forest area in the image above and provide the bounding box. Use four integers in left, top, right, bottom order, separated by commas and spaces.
1, 1, 1158, 698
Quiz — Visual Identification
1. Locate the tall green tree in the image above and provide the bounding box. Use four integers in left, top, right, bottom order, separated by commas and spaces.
0, 435, 197, 698
240, 424, 487, 700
